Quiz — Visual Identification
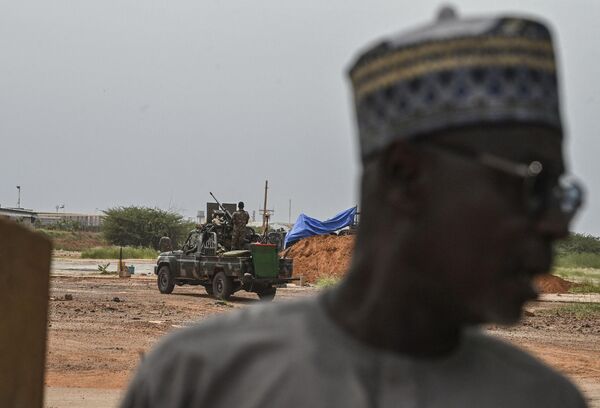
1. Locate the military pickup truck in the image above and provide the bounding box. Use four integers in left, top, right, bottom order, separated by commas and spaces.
154, 229, 294, 301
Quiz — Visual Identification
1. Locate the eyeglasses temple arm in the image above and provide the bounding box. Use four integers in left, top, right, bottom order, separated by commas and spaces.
479, 154, 542, 178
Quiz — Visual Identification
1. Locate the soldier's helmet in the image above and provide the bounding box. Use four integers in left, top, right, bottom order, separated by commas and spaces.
158, 236, 172, 252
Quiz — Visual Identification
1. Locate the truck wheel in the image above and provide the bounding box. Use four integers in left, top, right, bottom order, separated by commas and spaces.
204, 285, 214, 296
257, 286, 276, 301
212, 271, 232, 300
157, 265, 175, 294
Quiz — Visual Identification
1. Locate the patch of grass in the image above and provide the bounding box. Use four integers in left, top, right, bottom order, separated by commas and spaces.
315, 276, 340, 288
555, 252, 600, 269
81, 246, 158, 259
553, 267, 600, 285
569, 281, 600, 294
539, 303, 600, 319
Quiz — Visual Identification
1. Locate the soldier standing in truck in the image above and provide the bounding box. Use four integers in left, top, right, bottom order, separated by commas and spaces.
231, 201, 249, 250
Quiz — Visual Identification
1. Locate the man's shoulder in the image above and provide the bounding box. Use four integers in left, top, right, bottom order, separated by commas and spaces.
464, 329, 553, 373
460, 329, 585, 404
151, 298, 318, 359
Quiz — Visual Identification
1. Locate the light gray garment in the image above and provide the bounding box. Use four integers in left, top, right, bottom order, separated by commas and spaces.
121, 296, 586, 407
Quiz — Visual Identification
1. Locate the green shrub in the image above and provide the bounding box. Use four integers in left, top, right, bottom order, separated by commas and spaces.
101, 206, 194, 249
97, 263, 117, 275
315, 276, 340, 288
81, 246, 158, 259
554, 233, 600, 255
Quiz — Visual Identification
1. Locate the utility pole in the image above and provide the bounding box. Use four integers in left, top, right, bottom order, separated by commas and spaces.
16, 186, 21, 208
259, 180, 274, 234
261, 180, 269, 232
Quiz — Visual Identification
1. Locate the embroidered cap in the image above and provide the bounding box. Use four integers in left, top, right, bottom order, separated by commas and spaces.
349, 7, 563, 161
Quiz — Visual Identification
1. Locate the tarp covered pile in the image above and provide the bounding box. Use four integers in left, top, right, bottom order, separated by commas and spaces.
284, 207, 357, 248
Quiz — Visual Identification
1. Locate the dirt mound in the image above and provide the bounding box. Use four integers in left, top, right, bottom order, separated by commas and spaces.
534, 274, 572, 294
284, 235, 574, 293
284, 235, 355, 283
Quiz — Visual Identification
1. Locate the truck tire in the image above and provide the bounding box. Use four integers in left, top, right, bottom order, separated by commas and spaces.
257, 286, 276, 301
212, 271, 232, 300
157, 265, 175, 294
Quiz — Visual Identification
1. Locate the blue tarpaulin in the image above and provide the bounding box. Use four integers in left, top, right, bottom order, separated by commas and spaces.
284, 207, 357, 248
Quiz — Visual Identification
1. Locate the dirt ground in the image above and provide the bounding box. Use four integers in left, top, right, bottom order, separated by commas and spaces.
45, 274, 600, 408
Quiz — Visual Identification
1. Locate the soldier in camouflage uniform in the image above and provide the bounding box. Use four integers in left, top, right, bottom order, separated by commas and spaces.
231, 201, 249, 250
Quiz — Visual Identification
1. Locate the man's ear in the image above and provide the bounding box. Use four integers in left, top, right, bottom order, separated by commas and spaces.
381, 142, 422, 214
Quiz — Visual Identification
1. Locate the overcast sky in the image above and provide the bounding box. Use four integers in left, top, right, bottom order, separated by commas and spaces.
1, 0, 599, 234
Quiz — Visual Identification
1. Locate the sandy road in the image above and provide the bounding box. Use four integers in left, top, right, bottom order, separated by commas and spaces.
45, 275, 318, 394
489, 303, 600, 406
45, 274, 599, 407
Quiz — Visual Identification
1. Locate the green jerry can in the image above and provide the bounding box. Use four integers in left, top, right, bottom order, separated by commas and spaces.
250, 243, 279, 278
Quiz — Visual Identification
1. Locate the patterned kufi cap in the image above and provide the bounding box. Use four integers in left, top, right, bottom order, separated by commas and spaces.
349, 7, 563, 161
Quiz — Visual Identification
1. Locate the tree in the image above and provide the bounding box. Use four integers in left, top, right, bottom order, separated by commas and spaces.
102, 206, 194, 249
554, 233, 600, 255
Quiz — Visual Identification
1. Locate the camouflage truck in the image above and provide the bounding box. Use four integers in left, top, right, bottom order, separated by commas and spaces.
154, 198, 294, 300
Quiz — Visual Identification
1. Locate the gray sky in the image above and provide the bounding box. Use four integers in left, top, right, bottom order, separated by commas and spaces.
1, 0, 599, 234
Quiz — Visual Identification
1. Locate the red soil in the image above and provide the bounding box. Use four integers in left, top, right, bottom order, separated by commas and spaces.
285, 235, 355, 283
286, 235, 573, 293
534, 274, 572, 294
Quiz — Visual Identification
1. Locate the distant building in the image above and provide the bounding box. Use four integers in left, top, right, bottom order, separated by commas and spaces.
0, 207, 38, 225
37, 212, 105, 228
0, 206, 105, 229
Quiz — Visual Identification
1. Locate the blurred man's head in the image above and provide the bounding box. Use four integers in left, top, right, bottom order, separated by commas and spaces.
347, 9, 584, 325
238, 202, 245, 210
